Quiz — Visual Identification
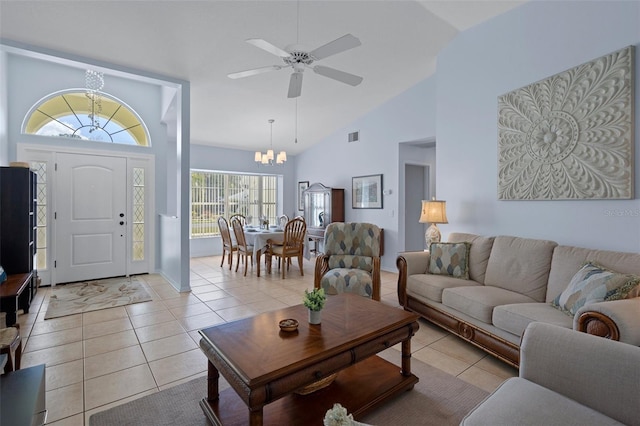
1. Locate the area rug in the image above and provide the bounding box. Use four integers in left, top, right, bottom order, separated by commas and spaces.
89, 350, 489, 426
44, 276, 152, 319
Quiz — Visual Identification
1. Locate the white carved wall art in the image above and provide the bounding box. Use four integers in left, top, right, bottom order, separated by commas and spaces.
498, 46, 635, 200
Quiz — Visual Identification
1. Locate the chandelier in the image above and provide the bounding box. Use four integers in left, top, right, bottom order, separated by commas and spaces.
85, 69, 104, 133
255, 119, 287, 165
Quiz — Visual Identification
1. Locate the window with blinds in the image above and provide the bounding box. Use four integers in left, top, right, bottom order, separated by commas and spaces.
191, 171, 278, 238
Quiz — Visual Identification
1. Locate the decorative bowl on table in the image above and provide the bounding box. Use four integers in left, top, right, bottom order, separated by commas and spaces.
279, 318, 299, 332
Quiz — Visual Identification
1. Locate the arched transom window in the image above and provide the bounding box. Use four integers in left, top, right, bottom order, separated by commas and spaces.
23, 90, 150, 146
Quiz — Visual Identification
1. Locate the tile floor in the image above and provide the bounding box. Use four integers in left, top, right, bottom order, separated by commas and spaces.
15, 255, 517, 425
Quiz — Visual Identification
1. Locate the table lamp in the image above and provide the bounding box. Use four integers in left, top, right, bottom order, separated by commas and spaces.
419, 199, 448, 250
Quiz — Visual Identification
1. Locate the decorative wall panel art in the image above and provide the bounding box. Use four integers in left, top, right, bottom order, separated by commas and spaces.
497, 46, 634, 200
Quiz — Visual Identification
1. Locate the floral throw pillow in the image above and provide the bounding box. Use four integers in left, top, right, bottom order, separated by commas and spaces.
428, 242, 471, 279
552, 261, 640, 316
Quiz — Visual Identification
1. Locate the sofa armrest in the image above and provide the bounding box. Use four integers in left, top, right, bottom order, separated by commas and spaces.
396, 251, 430, 307
574, 297, 640, 346
519, 322, 640, 426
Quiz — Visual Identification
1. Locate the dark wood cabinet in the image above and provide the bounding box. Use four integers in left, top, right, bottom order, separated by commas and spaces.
0, 166, 38, 324
303, 183, 344, 247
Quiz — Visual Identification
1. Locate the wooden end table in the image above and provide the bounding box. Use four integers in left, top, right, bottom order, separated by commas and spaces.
199, 293, 420, 425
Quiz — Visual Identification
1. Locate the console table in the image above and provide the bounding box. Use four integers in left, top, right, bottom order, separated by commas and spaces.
0, 272, 33, 326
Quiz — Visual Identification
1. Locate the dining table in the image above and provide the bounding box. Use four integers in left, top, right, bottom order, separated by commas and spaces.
243, 226, 284, 277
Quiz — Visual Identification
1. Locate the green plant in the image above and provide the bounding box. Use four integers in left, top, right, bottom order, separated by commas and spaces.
303, 288, 326, 311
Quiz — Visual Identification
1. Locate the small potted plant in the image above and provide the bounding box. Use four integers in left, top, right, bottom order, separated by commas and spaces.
303, 287, 326, 324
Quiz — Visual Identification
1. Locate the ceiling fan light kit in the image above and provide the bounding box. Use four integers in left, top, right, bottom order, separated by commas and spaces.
228, 33, 364, 98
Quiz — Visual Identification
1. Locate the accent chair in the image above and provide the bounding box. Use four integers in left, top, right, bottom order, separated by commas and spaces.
314, 222, 382, 301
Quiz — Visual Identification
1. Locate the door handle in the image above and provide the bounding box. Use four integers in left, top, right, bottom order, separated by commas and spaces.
120, 213, 125, 217
120, 221, 125, 225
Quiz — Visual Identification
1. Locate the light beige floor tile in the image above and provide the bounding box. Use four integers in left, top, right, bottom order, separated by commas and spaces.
412, 346, 471, 376
429, 334, 486, 365
168, 302, 213, 319
46, 382, 84, 423
21, 341, 83, 368
83, 317, 133, 340
82, 306, 128, 325
195, 289, 233, 302
125, 300, 168, 317
246, 299, 288, 313
30, 314, 82, 336
148, 348, 208, 386
458, 365, 508, 393
24, 326, 83, 352
141, 333, 197, 362
128, 310, 176, 328
46, 359, 84, 391
85, 345, 147, 379
158, 370, 207, 391
160, 293, 203, 308
84, 364, 156, 410
215, 304, 259, 322
134, 320, 186, 343
189, 284, 221, 295
83, 329, 140, 358
46, 413, 84, 426
204, 296, 243, 310
177, 311, 226, 331
474, 355, 519, 379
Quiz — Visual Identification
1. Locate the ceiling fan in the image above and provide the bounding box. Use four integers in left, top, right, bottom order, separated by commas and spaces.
228, 34, 363, 98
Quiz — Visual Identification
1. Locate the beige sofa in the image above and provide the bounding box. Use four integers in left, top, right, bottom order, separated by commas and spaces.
462, 322, 640, 426
397, 233, 640, 367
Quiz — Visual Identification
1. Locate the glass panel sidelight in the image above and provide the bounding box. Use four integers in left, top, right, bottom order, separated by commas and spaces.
132, 167, 145, 261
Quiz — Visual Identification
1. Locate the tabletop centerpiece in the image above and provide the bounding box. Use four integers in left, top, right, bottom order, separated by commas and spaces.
303, 287, 326, 324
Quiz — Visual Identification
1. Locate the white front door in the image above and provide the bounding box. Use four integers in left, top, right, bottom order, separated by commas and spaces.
55, 153, 127, 283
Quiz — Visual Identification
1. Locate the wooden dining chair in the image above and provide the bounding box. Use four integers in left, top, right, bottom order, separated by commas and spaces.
231, 218, 254, 276
0, 321, 22, 373
266, 217, 306, 278
217, 216, 237, 270
229, 213, 246, 227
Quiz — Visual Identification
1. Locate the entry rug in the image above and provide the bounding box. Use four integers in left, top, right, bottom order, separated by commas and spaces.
44, 276, 152, 319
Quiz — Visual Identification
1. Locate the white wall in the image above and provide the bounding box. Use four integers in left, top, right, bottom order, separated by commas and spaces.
436, 0, 640, 253
296, 77, 437, 270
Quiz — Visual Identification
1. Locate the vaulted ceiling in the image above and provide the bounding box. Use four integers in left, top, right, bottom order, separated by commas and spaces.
0, 1, 524, 154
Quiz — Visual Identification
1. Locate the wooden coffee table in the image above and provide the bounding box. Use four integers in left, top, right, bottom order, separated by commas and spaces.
198, 293, 420, 425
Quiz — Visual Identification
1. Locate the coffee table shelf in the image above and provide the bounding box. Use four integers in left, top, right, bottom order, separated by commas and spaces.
200, 354, 417, 426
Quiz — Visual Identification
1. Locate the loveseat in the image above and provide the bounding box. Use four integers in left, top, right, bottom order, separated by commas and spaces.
397, 233, 640, 367
461, 322, 640, 426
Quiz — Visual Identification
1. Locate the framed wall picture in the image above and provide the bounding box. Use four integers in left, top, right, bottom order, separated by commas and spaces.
298, 181, 309, 211
352, 174, 383, 209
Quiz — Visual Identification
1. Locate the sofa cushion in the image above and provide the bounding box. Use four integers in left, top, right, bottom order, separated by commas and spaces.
461, 378, 626, 426
448, 233, 495, 283
407, 274, 481, 303
492, 303, 572, 337
484, 236, 557, 302
442, 286, 536, 323
547, 245, 640, 303
551, 262, 640, 316
428, 242, 470, 279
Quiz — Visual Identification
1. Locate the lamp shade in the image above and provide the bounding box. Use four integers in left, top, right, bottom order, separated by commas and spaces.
419, 200, 448, 224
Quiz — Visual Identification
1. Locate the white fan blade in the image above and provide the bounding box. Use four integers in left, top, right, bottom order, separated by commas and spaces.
228, 65, 282, 79
288, 72, 303, 98
309, 34, 361, 60
246, 38, 290, 58
313, 65, 363, 86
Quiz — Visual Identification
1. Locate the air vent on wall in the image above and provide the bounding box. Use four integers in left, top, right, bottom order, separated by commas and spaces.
348, 131, 359, 143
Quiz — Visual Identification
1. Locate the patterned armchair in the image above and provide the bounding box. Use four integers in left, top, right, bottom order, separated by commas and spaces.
314, 222, 382, 301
